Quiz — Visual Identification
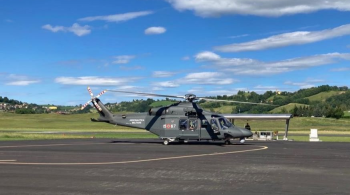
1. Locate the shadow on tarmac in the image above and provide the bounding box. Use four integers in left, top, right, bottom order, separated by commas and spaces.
109, 139, 254, 146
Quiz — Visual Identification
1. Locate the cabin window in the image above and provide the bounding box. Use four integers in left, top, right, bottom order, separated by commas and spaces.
189, 119, 198, 130
179, 119, 187, 130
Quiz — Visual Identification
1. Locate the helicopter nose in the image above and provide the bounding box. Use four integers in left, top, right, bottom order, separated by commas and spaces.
241, 129, 253, 137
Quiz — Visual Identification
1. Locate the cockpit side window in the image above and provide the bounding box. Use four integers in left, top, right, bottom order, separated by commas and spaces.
217, 117, 232, 129
210, 118, 219, 130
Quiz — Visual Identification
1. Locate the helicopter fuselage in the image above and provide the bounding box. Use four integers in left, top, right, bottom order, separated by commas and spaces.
94, 100, 253, 143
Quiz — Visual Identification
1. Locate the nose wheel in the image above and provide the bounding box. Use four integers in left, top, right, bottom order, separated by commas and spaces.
224, 139, 232, 145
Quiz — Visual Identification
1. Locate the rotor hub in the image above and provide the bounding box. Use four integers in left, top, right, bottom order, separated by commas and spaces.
184, 94, 197, 102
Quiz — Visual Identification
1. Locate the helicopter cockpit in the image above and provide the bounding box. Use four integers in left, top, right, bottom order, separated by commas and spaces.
210, 116, 233, 130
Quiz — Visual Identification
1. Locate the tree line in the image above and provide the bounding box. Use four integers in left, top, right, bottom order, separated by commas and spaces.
2, 85, 349, 119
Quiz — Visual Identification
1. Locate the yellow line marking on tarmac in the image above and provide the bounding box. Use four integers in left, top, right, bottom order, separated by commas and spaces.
0, 145, 268, 165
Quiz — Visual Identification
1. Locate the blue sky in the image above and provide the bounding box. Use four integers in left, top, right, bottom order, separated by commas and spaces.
1, 0, 350, 106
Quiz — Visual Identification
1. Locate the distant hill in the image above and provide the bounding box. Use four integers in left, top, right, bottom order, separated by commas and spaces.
3, 85, 349, 118
270, 103, 309, 114
213, 105, 236, 114
307, 91, 345, 102
150, 100, 177, 107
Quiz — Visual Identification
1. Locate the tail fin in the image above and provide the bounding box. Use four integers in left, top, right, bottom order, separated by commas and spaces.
91, 98, 114, 123
81, 87, 115, 124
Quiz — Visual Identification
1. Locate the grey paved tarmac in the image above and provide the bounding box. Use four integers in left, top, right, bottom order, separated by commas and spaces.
0, 139, 349, 195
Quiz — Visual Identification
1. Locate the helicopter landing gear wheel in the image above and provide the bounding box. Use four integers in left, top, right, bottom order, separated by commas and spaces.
163, 138, 175, 145
163, 139, 169, 145
224, 140, 231, 145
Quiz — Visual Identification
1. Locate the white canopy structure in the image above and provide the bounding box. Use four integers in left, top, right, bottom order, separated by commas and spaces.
222, 114, 293, 140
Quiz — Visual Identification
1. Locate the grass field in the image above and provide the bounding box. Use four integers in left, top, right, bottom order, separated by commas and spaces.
1, 112, 350, 141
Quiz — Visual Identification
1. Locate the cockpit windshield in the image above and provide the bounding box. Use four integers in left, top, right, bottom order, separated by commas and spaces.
217, 117, 233, 129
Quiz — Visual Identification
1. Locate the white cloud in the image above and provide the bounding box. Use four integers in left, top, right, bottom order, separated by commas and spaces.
284, 79, 325, 89
167, 0, 350, 17
144, 27, 166, 35
182, 56, 190, 60
215, 24, 350, 52
112, 55, 136, 64
6, 81, 39, 86
152, 86, 164, 91
195, 51, 257, 66
229, 34, 249, 39
42, 23, 91, 36
42, 24, 65, 32
115, 85, 141, 90
254, 85, 277, 90
55, 76, 140, 86
151, 71, 236, 88
195, 51, 350, 75
152, 71, 177, 78
180, 72, 236, 85
195, 51, 220, 61
69, 23, 91, 36
330, 67, 350, 72
152, 81, 179, 88
5, 74, 40, 86
79, 11, 153, 22
119, 65, 143, 70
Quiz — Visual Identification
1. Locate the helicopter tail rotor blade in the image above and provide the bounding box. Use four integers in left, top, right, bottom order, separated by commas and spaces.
96, 90, 107, 98
87, 86, 94, 97
198, 98, 276, 106
81, 100, 92, 110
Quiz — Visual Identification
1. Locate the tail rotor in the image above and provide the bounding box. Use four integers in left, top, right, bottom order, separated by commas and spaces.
81, 86, 107, 111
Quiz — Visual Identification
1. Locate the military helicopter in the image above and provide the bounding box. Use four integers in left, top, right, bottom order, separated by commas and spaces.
81, 87, 274, 145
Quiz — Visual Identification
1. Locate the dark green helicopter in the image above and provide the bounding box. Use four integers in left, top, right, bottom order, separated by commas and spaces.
81, 87, 274, 145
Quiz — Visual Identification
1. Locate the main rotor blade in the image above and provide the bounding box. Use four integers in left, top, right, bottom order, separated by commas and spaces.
198, 98, 277, 106
107, 90, 184, 99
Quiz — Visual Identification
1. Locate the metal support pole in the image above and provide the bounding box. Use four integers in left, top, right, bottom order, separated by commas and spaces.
283, 119, 290, 140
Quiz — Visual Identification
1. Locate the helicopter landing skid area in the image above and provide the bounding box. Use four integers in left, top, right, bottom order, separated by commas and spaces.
0, 139, 350, 195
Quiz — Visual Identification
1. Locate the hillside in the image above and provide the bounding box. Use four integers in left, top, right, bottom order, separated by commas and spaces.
2, 85, 349, 118
307, 91, 344, 102
213, 105, 236, 114
270, 103, 309, 114
149, 100, 177, 107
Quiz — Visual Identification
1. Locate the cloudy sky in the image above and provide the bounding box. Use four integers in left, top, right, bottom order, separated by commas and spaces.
1, 0, 350, 105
